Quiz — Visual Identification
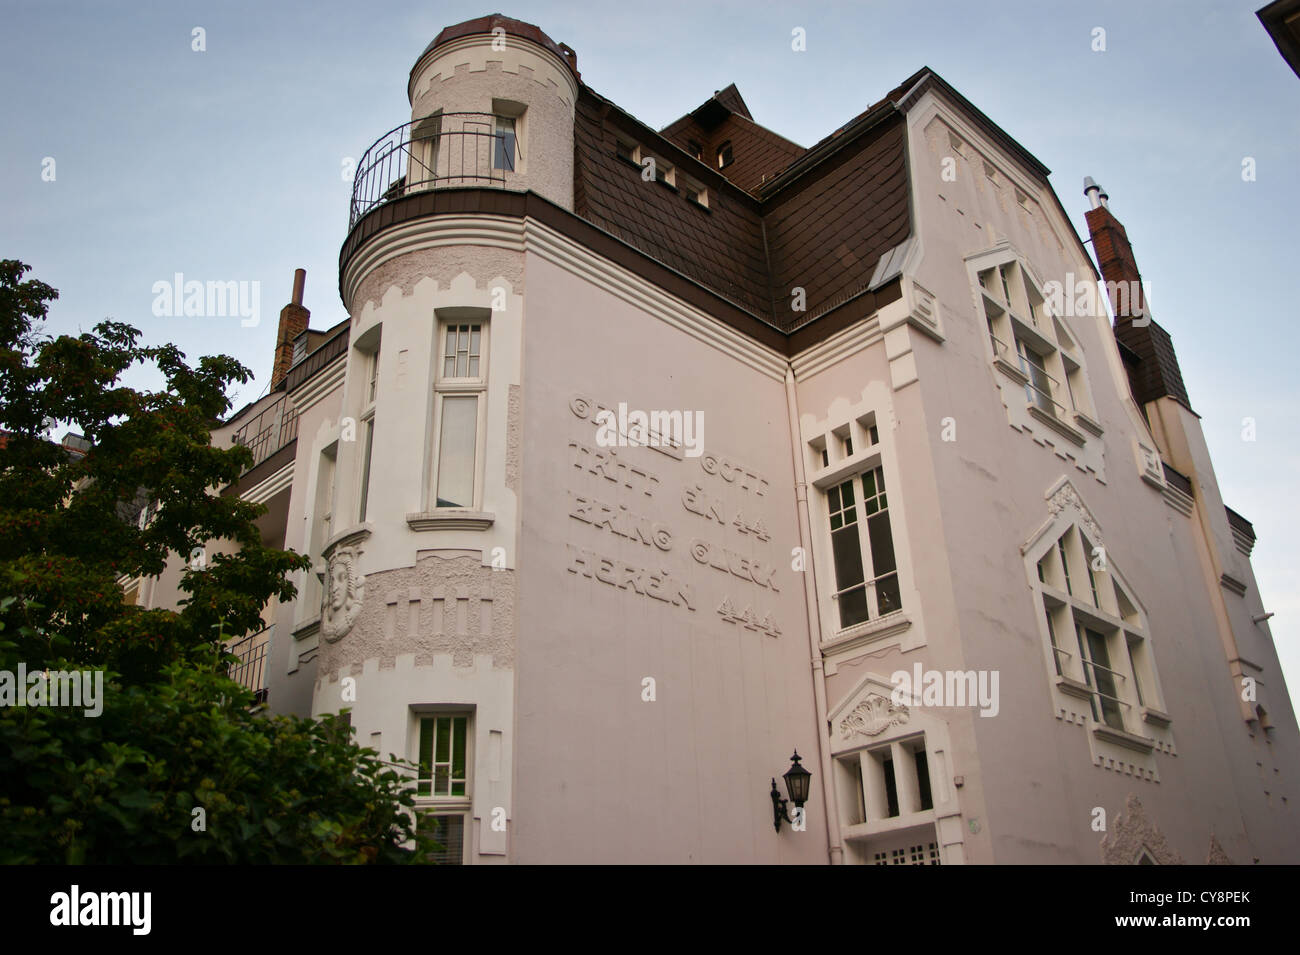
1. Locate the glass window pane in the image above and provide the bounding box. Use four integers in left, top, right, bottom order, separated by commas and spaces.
421, 813, 465, 865
358, 419, 374, 522
435, 716, 451, 763
452, 717, 467, 778
832, 526, 866, 589
867, 512, 897, 576
418, 718, 433, 797
875, 574, 902, 616
436, 396, 478, 508
838, 586, 869, 628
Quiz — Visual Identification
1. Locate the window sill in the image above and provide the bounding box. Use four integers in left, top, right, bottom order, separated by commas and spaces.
1073, 411, 1104, 437
407, 510, 495, 532
1140, 706, 1172, 728
820, 611, 911, 655
1054, 675, 1095, 701
1091, 723, 1155, 754
842, 809, 937, 840
1027, 404, 1086, 447
993, 356, 1029, 386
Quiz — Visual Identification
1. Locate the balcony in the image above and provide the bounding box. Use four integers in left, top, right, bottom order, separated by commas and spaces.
231, 394, 298, 473
349, 113, 522, 230
228, 627, 271, 705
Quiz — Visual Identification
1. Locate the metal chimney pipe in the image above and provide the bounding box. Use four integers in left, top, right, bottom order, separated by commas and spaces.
1084, 176, 1101, 209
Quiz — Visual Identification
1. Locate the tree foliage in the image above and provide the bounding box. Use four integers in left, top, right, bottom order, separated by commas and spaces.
0, 261, 432, 863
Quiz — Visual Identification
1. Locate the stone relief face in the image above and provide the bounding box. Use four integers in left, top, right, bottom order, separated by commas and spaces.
321, 546, 364, 643
329, 563, 348, 612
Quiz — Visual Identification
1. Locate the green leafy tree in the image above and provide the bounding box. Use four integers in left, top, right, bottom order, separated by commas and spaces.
0, 261, 433, 863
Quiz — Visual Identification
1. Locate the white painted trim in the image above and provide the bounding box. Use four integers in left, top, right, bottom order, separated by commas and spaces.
241, 462, 294, 505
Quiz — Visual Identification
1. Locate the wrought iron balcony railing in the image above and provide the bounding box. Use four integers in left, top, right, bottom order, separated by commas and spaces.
349, 113, 523, 230
228, 626, 270, 705
231, 393, 298, 472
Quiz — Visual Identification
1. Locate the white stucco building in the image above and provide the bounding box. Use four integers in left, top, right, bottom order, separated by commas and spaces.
139, 14, 1298, 864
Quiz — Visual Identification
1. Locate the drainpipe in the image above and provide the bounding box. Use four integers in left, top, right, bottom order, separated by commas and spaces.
784, 366, 843, 864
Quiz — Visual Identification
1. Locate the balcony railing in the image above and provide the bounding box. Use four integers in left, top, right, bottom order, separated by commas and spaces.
231, 394, 298, 472
990, 335, 1070, 421
228, 627, 270, 705
349, 113, 522, 230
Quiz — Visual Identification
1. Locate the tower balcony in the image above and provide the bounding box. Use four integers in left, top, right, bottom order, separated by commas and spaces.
348, 113, 523, 231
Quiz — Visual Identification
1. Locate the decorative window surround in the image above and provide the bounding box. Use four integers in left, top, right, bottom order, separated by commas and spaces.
1023, 478, 1175, 779
828, 672, 967, 865
407, 510, 496, 532
801, 388, 926, 658
967, 242, 1106, 481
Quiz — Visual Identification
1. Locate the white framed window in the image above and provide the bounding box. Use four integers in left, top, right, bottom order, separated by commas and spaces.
413, 711, 471, 865
825, 463, 902, 629
976, 255, 1099, 438
305, 442, 337, 615
410, 110, 443, 189
1033, 521, 1165, 735
430, 317, 488, 509
491, 99, 526, 174
354, 335, 381, 523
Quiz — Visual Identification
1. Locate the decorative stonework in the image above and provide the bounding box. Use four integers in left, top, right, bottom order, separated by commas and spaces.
1207, 834, 1232, 865
1099, 794, 1184, 865
839, 693, 909, 740
1047, 481, 1103, 548
317, 552, 516, 681
506, 383, 521, 492
320, 546, 365, 643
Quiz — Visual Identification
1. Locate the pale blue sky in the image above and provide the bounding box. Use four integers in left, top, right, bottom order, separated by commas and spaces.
3, 0, 1297, 692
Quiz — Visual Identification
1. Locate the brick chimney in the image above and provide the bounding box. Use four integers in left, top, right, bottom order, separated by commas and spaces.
1082, 182, 1192, 412
271, 269, 310, 390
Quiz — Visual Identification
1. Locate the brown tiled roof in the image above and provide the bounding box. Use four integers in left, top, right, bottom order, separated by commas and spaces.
413, 13, 579, 85
574, 77, 912, 333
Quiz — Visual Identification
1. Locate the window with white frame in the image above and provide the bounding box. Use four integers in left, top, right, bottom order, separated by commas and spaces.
431, 317, 488, 509
1034, 522, 1163, 735
491, 99, 525, 173
414, 711, 471, 865
305, 442, 337, 615
355, 335, 380, 522
813, 417, 901, 631
977, 258, 1098, 433
836, 733, 941, 864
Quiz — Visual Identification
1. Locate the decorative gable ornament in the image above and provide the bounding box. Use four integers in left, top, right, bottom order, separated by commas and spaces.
838, 693, 910, 740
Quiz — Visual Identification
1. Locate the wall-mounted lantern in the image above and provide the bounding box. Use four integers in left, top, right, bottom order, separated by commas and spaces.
770, 751, 812, 832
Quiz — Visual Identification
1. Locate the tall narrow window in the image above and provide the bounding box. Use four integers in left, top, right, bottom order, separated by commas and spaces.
1057, 538, 1073, 595
432, 319, 488, 510
821, 453, 904, 633
1081, 626, 1125, 730
493, 116, 516, 171
356, 342, 379, 522
914, 749, 934, 811
862, 466, 901, 615
358, 419, 375, 521
414, 712, 472, 865
828, 479, 869, 628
